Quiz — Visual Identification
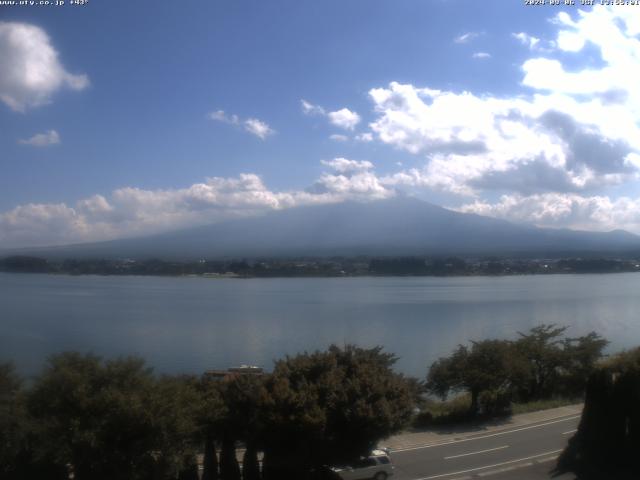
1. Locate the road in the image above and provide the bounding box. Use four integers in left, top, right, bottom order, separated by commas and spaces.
390, 412, 580, 480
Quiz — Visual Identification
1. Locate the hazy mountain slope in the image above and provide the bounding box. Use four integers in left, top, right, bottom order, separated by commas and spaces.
7, 197, 640, 260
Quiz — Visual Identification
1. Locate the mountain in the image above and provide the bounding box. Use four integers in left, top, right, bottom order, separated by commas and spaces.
6, 197, 640, 260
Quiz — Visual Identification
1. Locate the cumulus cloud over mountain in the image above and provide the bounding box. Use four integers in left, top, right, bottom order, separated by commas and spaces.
3, 7, 640, 247
0, 160, 397, 247
365, 7, 640, 232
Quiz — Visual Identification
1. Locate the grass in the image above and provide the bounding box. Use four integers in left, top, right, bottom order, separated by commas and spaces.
510, 397, 581, 415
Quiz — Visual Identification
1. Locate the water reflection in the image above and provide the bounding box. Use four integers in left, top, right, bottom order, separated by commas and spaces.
1, 273, 639, 377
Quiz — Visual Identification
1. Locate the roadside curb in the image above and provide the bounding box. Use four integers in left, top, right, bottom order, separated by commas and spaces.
385, 404, 582, 453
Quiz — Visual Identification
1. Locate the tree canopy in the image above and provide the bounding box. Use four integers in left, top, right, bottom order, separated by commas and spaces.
261, 345, 414, 479
23, 353, 203, 480
427, 339, 517, 415
0, 329, 612, 479
558, 347, 640, 478
427, 325, 609, 416
1, 345, 416, 480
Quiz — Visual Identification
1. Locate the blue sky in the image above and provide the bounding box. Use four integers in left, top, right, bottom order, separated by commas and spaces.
2, 1, 640, 247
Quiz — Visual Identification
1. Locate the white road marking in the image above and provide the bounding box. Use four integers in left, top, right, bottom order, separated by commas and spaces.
476, 456, 558, 477
393, 415, 580, 453
414, 449, 563, 480
476, 461, 533, 477
562, 429, 577, 435
444, 445, 508, 460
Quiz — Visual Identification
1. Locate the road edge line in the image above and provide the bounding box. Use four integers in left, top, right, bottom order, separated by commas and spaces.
414, 449, 563, 480
392, 415, 580, 453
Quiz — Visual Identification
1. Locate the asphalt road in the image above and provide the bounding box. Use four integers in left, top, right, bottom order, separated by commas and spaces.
390, 412, 580, 480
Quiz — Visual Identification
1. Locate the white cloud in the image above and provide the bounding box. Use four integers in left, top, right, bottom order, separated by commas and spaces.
329, 134, 349, 142
472, 52, 491, 59
355, 132, 374, 142
512, 32, 541, 50
454, 31, 481, 44
314, 171, 392, 200
5, 7, 640, 245
314, 159, 392, 200
320, 158, 374, 173
370, 82, 562, 195
244, 118, 275, 139
327, 108, 361, 130
3, 150, 638, 247
0, 22, 89, 112
458, 193, 640, 233
208, 110, 239, 125
301, 99, 363, 132
369, 81, 638, 196
18, 129, 60, 147
209, 110, 274, 139
511, 32, 557, 52
0, 203, 88, 247
367, 6, 640, 202
0, 159, 396, 248
301, 99, 325, 116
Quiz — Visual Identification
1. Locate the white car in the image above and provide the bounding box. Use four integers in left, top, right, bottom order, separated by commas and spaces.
331, 449, 395, 480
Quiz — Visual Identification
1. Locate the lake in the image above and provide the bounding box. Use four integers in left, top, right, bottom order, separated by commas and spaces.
2, 272, 640, 378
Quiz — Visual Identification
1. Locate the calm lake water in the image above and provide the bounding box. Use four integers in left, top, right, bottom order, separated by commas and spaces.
2, 272, 640, 378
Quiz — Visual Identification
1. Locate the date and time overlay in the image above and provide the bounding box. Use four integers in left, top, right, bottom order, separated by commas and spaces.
1, 0, 639, 8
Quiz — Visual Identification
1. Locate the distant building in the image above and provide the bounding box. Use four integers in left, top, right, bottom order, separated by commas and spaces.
203, 364, 264, 380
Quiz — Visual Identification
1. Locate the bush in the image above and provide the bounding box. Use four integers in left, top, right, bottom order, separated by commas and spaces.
478, 389, 512, 416
412, 394, 475, 428
511, 397, 580, 415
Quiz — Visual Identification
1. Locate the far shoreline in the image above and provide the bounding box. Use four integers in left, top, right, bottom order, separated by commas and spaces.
3, 254, 640, 278
2, 270, 640, 280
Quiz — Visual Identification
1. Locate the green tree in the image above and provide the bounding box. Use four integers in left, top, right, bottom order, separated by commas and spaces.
219, 436, 241, 480
27, 353, 159, 480
26, 352, 203, 480
1, 362, 69, 479
558, 347, 640, 478
151, 375, 204, 479
426, 339, 516, 416
261, 345, 414, 479
199, 376, 226, 480
0, 363, 26, 478
217, 374, 266, 480
514, 324, 568, 400
561, 332, 609, 395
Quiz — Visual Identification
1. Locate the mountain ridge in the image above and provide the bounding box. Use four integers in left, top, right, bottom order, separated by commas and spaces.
3, 197, 639, 260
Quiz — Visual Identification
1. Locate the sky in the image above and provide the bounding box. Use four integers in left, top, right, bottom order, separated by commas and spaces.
2, 0, 640, 248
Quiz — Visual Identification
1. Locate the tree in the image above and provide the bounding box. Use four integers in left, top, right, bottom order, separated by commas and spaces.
26, 352, 203, 480
216, 374, 267, 480
26, 353, 154, 479
242, 445, 261, 480
219, 436, 241, 480
261, 345, 414, 479
0, 255, 50, 273
561, 332, 609, 396
0, 363, 26, 478
426, 339, 516, 416
201, 432, 219, 480
198, 376, 227, 480
427, 326, 610, 414
151, 375, 204, 479
1, 362, 70, 479
514, 324, 568, 400
557, 347, 640, 478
